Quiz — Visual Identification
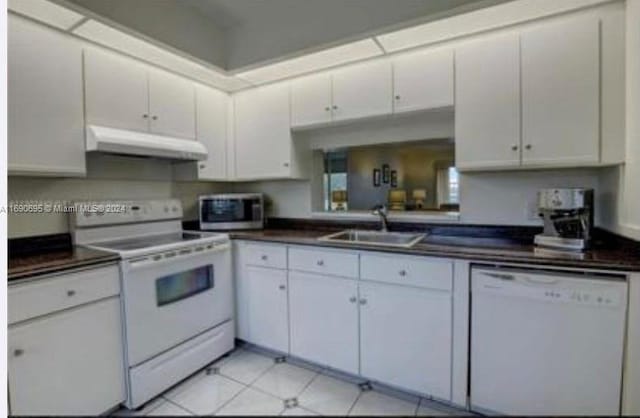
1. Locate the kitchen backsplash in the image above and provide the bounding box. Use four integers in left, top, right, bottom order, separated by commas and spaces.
7, 164, 616, 238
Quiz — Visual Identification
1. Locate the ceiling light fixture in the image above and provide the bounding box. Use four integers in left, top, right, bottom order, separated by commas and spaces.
8, 0, 84, 31
72, 19, 250, 92
235, 39, 384, 85
376, 0, 609, 53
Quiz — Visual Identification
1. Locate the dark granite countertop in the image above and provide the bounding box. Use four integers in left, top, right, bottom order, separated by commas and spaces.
228, 227, 640, 273
8, 234, 120, 282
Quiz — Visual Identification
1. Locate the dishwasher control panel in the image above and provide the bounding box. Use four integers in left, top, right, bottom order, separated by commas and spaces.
473, 268, 625, 308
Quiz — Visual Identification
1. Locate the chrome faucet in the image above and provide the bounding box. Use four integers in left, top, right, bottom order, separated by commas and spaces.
372, 205, 389, 232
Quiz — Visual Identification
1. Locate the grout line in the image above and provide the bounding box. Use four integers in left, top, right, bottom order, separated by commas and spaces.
161, 398, 197, 416
346, 390, 363, 416
211, 383, 252, 415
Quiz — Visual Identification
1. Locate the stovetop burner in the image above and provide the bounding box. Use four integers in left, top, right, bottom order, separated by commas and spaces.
94, 232, 209, 251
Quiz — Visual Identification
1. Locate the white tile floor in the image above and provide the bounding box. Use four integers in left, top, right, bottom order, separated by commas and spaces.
115, 345, 470, 416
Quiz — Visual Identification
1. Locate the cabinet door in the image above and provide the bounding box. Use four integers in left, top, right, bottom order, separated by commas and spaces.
84, 48, 150, 132
148, 69, 196, 139
8, 298, 125, 415
195, 85, 228, 180
360, 282, 452, 400
244, 266, 289, 353
234, 82, 292, 179
290, 73, 333, 128
455, 34, 521, 169
8, 16, 85, 176
289, 272, 359, 374
521, 16, 599, 166
331, 60, 392, 122
393, 48, 454, 113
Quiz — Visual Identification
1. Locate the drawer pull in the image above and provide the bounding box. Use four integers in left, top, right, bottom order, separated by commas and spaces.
67, 290, 76, 297
349, 296, 357, 303
13, 349, 24, 357
261, 255, 268, 261
317, 260, 325, 266
399, 270, 407, 277
359, 298, 368, 305
279, 285, 286, 290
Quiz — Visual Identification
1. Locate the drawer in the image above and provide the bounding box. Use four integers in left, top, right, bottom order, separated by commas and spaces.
360, 252, 452, 291
289, 246, 359, 278
9, 264, 120, 324
244, 243, 287, 269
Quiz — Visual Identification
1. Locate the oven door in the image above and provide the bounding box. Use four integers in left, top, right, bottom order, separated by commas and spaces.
200, 196, 263, 230
121, 242, 232, 366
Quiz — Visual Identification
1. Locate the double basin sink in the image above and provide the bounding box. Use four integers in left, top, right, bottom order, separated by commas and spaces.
318, 229, 426, 249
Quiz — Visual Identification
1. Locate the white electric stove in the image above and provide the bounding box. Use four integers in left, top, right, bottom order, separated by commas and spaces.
71, 199, 235, 409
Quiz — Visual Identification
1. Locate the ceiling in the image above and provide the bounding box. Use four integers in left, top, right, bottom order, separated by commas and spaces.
67, 0, 512, 71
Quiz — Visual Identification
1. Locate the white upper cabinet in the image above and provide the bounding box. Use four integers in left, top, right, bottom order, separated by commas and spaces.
84, 48, 150, 133
290, 73, 332, 128
455, 33, 521, 170
85, 48, 196, 139
234, 82, 308, 180
8, 15, 85, 176
392, 48, 454, 113
148, 69, 196, 139
331, 60, 392, 122
521, 16, 600, 167
195, 85, 229, 180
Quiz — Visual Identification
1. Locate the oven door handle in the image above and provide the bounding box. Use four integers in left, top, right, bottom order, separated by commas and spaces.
126, 243, 230, 270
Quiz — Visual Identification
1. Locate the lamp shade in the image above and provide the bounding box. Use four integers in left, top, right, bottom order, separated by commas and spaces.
412, 189, 427, 200
388, 190, 407, 203
332, 190, 348, 203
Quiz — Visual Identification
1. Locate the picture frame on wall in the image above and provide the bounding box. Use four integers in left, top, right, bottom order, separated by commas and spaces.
373, 168, 381, 187
390, 170, 398, 188
382, 164, 390, 183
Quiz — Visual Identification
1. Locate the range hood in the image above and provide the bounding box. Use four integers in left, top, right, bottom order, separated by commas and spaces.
86, 125, 208, 161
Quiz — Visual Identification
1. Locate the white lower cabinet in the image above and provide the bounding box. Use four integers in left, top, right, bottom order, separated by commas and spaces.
8, 297, 125, 415
235, 241, 456, 401
359, 281, 452, 399
288, 272, 360, 374
241, 265, 289, 353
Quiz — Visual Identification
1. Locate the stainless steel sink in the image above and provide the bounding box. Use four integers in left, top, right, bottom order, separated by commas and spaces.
318, 229, 425, 248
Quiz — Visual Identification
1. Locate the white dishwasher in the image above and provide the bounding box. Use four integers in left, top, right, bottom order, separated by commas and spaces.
471, 267, 627, 416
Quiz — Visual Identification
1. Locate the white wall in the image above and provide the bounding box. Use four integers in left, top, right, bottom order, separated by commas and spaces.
458, 169, 601, 226
621, 0, 640, 240
7, 155, 231, 238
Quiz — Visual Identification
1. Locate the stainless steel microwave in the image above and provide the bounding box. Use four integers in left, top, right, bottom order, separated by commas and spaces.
199, 193, 264, 230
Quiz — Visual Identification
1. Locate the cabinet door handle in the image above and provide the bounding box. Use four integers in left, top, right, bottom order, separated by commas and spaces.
398, 270, 407, 277
349, 296, 357, 303
279, 284, 286, 290
511, 145, 518, 151
283, 162, 290, 167
261, 255, 268, 261
395, 95, 401, 100
359, 298, 367, 305
142, 114, 149, 119
325, 106, 331, 112
317, 260, 324, 266
199, 163, 206, 169
152, 115, 158, 120
332, 105, 338, 110
525, 144, 532, 150
13, 349, 24, 357
67, 289, 76, 297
